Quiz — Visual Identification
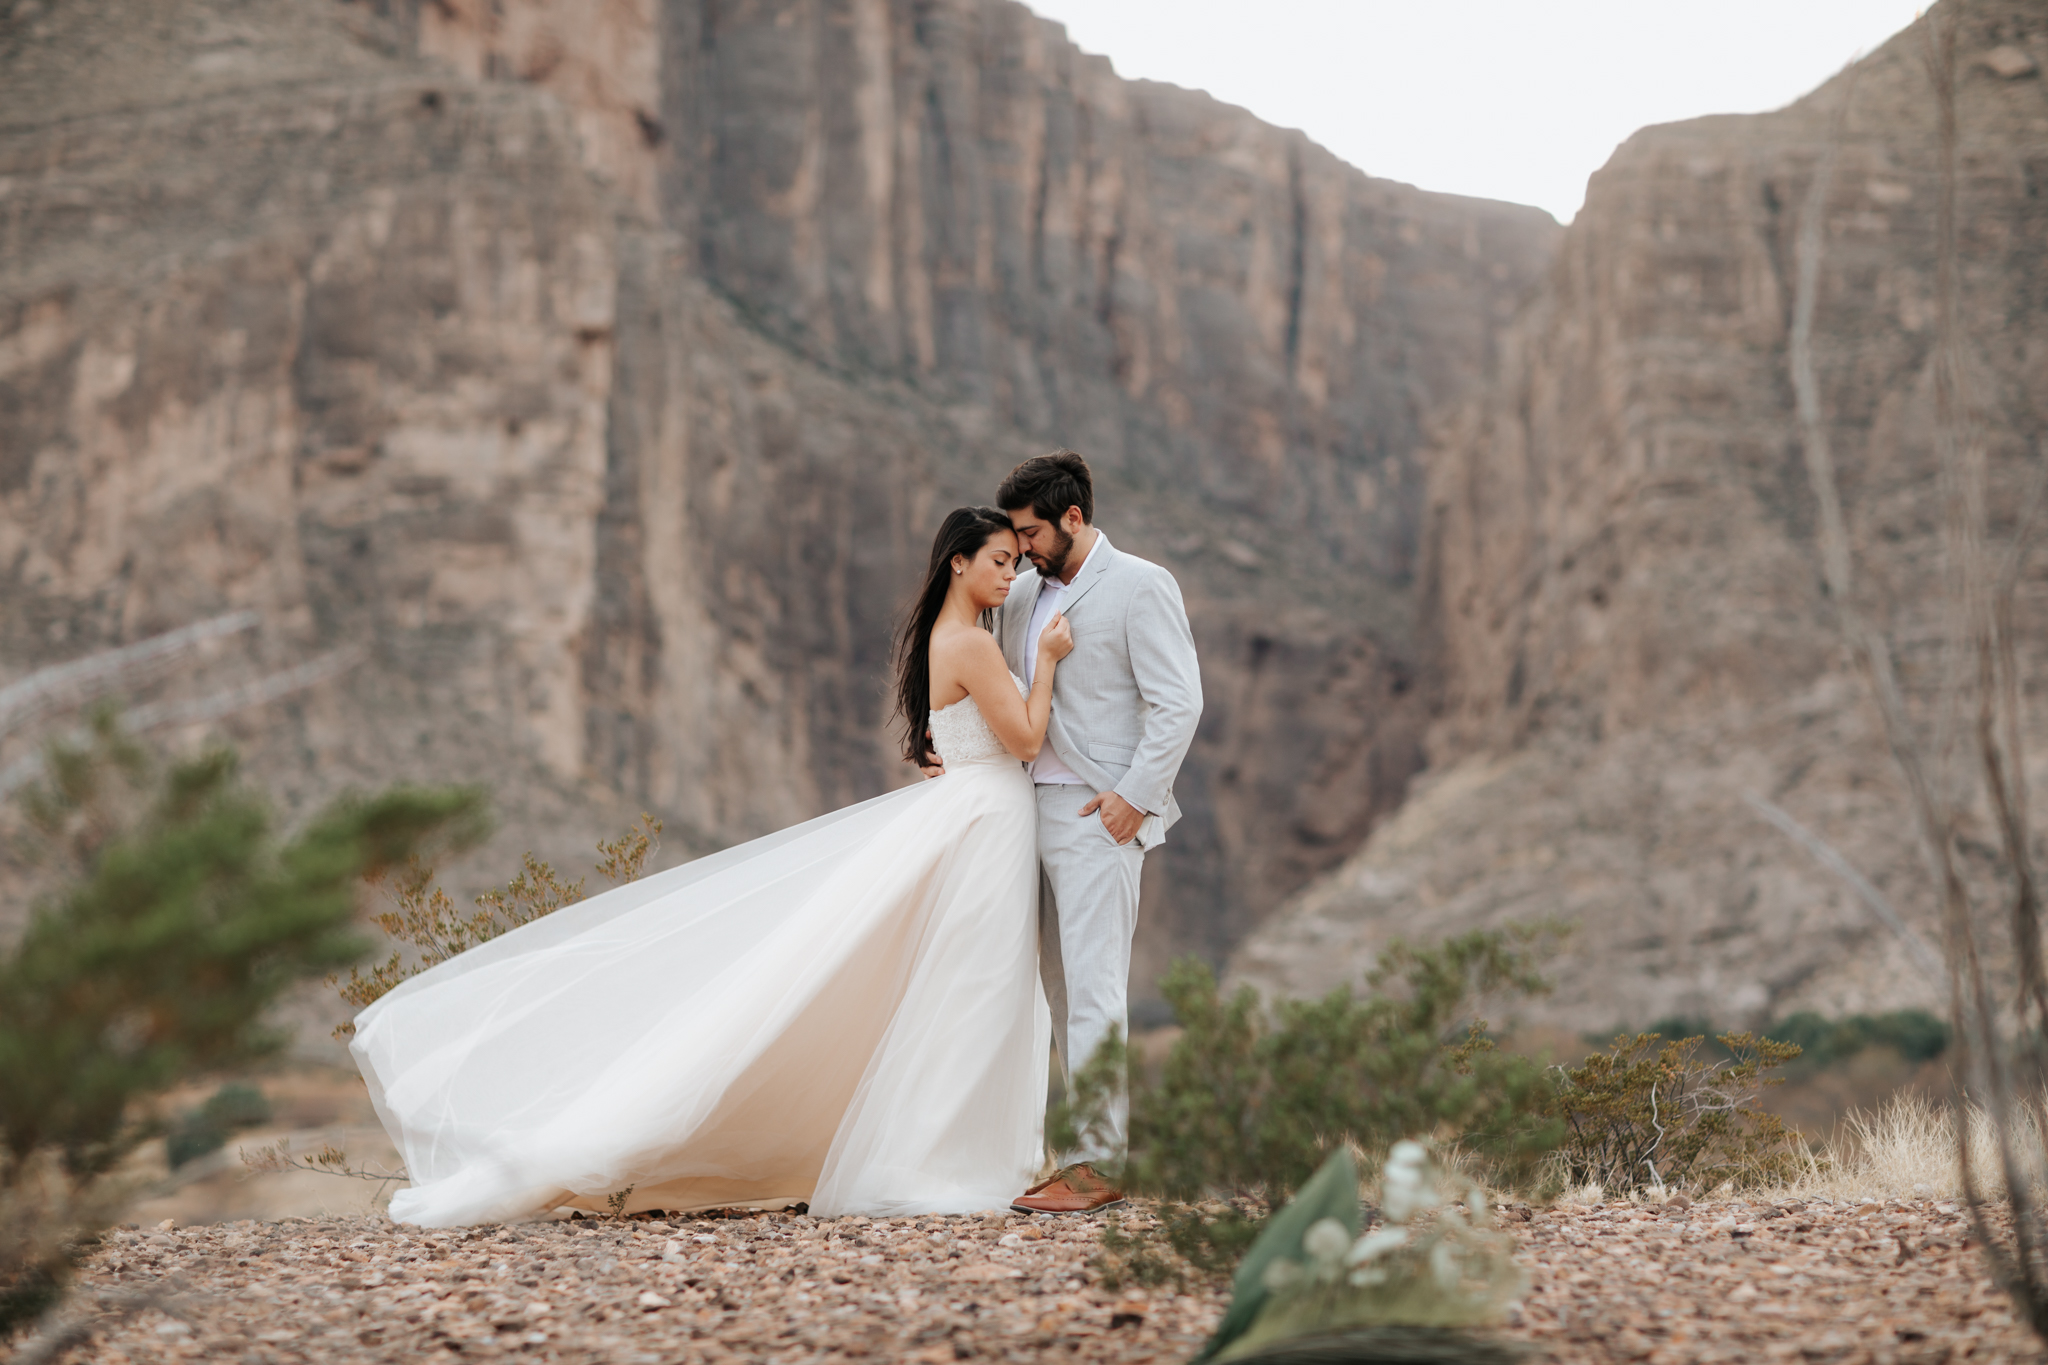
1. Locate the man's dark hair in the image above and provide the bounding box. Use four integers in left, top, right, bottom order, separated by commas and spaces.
997, 449, 1094, 526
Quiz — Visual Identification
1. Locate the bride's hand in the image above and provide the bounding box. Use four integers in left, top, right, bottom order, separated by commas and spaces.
1038, 611, 1074, 664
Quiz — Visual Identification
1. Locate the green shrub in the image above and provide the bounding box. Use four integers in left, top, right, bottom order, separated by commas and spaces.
1766, 1009, 1950, 1066
1550, 1031, 1809, 1195
1631, 1010, 1950, 1070
0, 713, 487, 1337
1054, 927, 1566, 1264
165, 1083, 274, 1169
164, 1120, 219, 1171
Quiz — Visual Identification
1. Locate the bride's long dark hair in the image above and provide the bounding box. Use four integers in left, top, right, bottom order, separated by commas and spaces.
894, 506, 1017, 766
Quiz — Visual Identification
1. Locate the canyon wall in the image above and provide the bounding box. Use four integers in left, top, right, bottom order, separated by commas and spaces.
0, 0, 1556, 1009
1235, 0, 2048, 1030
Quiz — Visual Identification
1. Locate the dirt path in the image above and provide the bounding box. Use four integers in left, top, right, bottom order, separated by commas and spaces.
23, 1197, 2043, 1363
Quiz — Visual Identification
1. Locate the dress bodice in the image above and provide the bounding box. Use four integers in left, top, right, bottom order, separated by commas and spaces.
930, 674, 1027, 768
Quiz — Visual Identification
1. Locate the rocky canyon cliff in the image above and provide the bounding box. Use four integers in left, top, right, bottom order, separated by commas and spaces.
1236, 0, 2048, 1031
0, 0, 1556, 1016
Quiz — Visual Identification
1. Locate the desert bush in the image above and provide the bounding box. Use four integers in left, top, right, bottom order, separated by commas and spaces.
0, 713, 487, 1338
1054, 928, 1564, 1266
165, 1083, 273, 1169
1549, 1030, 1809, 1196
329, 813, 661, 1038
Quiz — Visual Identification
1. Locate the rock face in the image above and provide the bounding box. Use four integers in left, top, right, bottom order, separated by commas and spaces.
1234, 0, 2048, 1030
0, 0, 1555, 1008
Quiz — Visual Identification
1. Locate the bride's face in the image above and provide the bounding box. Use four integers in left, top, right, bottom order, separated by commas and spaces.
954, 531, 1021, 611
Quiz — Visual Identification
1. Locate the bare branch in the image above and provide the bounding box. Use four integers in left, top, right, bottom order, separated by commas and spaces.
239, 1139, 408, 1205
239, 1139, 407, 1185
1782, 15, 2048, 1322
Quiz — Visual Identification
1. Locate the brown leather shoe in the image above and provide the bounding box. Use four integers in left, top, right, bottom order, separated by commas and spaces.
1010, 1164, 1126, 1215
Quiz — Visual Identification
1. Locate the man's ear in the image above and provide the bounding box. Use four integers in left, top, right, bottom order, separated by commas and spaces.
1063, 505, 1086, 534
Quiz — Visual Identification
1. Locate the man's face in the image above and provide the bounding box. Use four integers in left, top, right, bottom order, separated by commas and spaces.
1007, 505, 1078, 578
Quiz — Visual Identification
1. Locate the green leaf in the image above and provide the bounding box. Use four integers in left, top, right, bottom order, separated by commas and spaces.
1196, 1146, 1360, 1363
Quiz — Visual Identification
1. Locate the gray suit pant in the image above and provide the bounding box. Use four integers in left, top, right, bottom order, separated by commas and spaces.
1034, 783, 1145, 1167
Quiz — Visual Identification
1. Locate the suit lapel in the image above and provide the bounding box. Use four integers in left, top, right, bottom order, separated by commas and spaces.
1050, 531, 1117, 619
1003, 573, 1043, 673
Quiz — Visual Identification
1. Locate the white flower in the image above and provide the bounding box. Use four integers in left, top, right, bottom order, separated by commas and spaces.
1430, 1240, 1463, 1292
1344, 1227, 1409, 1266
1261, 1258, 1304, 1293
1467, 1188, 1489, 1220
1303, 1218, 1351, 1266
1379, 1140, 1437, 1224
1381, 1171, 1436, 1224
1348, 1265, 1389, 1287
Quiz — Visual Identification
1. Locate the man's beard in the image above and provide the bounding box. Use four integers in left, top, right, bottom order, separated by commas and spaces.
1032, 524, 1075, 579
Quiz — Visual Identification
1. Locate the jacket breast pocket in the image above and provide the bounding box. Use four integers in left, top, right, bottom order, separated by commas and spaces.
1068, 618, 1121, 645
1088, 740, 1137, 771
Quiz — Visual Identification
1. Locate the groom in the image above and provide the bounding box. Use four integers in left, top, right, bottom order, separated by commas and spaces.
993, 450, 1202, 1214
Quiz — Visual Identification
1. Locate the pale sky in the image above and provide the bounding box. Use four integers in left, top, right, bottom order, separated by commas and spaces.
1023, 1, 1927, 222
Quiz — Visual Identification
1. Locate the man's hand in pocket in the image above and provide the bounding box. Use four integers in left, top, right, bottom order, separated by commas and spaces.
1079, 790, 1144, 844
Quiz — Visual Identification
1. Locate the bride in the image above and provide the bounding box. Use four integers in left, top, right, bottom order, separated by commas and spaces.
351, 507, 1073, 1225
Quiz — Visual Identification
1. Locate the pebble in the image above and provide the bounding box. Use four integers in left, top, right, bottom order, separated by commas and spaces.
21, 1197, 2037, 1363
1504, 1196, 2033, 1365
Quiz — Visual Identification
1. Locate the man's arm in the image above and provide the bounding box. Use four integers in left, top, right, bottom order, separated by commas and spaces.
1111, 568, 1202, 818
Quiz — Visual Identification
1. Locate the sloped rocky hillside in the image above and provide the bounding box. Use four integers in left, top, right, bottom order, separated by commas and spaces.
1235, 0, 2048, 1030
0, 0, 1555, 1009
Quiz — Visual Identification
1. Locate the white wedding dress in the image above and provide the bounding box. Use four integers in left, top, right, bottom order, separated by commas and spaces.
353, 679, 1051, 1226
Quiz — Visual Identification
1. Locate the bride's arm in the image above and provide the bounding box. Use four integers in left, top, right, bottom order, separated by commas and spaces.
936, 619, 1071, 761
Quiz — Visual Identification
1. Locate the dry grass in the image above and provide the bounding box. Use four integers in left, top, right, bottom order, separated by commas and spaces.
1789, 1090, 2048, 1203
1470, 1091, 2048, 1208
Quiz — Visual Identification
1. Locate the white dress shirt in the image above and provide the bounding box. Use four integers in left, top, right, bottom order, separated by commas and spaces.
1023, 537, 1094, 785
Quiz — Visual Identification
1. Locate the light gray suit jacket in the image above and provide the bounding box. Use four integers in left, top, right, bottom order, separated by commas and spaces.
999, 532, 1203, 848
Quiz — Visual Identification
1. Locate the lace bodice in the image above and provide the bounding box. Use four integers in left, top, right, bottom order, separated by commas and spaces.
930, 674, 1027, 767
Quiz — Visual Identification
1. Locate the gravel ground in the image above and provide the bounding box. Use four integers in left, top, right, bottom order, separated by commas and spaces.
19, 1196, 2043, 1364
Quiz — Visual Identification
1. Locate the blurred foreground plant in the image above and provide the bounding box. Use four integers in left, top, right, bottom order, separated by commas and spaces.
0, 711, 487, 1339
1198, 1144, 1526, 1365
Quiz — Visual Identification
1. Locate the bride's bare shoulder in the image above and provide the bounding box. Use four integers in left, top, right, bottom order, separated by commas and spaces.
928, 621, 1004, 667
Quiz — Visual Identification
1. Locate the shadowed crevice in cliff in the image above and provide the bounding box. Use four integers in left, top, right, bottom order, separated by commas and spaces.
1237, 0, 2048, 1031
0, 0, 1556, 1017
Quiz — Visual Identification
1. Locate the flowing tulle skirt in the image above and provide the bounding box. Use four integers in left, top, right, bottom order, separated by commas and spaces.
352, 753, 1050, 1226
